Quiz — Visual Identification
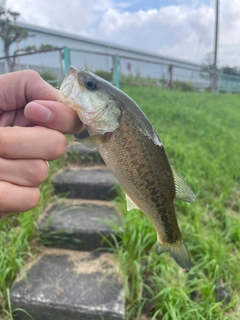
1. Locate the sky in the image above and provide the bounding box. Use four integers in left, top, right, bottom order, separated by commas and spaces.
5, 0, 240, 67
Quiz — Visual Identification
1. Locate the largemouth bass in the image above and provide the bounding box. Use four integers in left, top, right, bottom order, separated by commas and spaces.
58, 66, 196, 269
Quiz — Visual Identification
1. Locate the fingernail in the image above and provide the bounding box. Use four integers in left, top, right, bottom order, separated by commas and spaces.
25, 103, 52, 123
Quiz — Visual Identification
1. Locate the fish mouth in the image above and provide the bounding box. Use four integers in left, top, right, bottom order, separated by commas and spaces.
77, 103, 117, 135
57, 77, 79, 109
57, 84, 105, 130
57, 89, 79, 111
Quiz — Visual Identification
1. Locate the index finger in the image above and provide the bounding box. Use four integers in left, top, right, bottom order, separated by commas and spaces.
0, 70, 57, 112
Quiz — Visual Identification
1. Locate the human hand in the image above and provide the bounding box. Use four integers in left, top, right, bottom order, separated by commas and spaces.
0, 70, 84, 219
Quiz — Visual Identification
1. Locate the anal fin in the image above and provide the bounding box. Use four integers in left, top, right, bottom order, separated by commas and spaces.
126, 194, 139, 211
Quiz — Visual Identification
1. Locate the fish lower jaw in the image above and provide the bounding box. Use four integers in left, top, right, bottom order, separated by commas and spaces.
76, 110, 97, 126
57, 92, 80, 111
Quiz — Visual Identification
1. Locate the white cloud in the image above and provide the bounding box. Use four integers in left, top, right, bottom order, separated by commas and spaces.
5, 0, 240, 66
92, 5, 214, 62
7, 0, 95, 35
219, 0, 240, 66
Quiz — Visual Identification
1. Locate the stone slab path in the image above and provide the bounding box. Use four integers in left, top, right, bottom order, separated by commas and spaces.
10, 140, 125, 320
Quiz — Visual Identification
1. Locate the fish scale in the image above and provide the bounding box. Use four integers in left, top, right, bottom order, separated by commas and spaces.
58, 66, 196, 269
97, 112, 180, 243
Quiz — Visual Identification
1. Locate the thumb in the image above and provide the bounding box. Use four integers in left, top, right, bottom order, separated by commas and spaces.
24, 100, 84, 134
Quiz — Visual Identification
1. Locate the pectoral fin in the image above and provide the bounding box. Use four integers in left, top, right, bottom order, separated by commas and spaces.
74, 135, 105, 150
126, 194, 139, 211
171, 166, 196, 203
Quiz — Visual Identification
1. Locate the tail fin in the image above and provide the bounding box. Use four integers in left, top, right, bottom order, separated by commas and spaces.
157, 241, 193, 270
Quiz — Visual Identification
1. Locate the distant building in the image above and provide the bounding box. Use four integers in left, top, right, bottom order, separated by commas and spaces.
0, 22, 200, 69
0, 22, 207, 89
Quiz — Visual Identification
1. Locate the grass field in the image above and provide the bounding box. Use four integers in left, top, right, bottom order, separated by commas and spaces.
0, 87, 240, 319
112, 87, 240, 319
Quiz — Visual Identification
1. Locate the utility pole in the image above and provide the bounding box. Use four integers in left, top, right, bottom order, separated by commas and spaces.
211, 0, 219, 92
168, 64, 173, 90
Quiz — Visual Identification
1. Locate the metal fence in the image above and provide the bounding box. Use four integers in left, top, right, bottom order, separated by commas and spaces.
0, 48, 64, 86
1, 47, 240, 93
65, 47, 209, 91
219, 73, 240, 93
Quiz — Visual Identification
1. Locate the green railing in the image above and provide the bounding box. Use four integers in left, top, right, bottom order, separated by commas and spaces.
1, 46, 240, 93
218, 72, 240, 93
63, 47, 209, 90
63, 47, 121, 88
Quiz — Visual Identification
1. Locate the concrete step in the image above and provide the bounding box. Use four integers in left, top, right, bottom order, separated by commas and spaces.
11, 248, 125, 320
38, 199, 122, 251
66, 142, 104, 165
52, 166, 118, 200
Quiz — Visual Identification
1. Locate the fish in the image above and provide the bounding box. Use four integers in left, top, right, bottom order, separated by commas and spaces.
58, 66, 196, 269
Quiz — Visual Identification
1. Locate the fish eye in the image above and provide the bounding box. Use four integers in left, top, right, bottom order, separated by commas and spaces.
85, 78, 98, 90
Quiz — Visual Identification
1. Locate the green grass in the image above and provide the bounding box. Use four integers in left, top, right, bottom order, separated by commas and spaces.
111, 87, 240, 319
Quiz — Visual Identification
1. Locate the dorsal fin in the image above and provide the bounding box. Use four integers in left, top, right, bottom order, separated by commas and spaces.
171, 166, 196, 203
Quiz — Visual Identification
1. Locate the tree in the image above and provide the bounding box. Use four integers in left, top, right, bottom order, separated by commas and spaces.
221, 66, 240, 76
39, 44, 59, 51
0, 7, 33, 71
200, 52, 215, 80
20, 44, 59, 53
